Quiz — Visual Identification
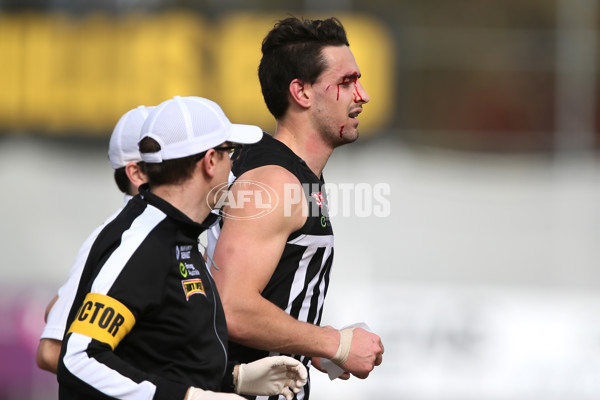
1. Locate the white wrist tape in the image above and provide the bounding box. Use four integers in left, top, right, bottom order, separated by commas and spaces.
331, 328, 354, 366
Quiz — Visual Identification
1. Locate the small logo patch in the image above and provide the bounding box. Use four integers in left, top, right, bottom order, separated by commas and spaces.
176, 245, 193, 260
182, 278, 206, 300
179, 262, 188, 278
312, 192, 325, 207
321, 215, 327, 227
179, 262, 200, 277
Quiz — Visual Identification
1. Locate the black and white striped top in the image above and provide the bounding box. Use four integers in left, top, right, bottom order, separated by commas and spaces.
57, 185, 229, 400
208, 133, 334, 400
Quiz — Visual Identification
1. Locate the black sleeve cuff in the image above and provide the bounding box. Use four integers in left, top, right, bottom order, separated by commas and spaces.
153, 377, 189, 400
220, 360, 238, 393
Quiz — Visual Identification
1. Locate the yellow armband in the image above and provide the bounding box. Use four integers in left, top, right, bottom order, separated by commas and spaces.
67, 293, 135, 350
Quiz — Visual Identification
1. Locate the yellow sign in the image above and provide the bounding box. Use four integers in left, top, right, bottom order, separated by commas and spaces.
67, 292, 136, 350
182, 278, 206, 300
0, 11, 394, 137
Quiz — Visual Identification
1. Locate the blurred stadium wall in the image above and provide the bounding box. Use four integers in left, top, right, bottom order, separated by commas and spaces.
1, 1, 599, 400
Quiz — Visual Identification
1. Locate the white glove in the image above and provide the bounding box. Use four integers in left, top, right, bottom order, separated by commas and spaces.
235, 356, 308, 400
185, 387, 245, 400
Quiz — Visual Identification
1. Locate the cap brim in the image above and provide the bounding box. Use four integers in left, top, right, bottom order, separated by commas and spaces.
228, 124, 263, 145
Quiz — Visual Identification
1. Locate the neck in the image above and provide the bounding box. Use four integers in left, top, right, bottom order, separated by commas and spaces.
151, 182, 212, 224
274, 119, 334, 178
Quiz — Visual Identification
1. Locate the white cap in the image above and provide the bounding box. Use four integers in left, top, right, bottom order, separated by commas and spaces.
108, 105, 155, 169
139, 96, 263, 163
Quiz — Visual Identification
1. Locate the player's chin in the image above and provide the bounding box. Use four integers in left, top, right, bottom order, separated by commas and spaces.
342, 129, 359, 144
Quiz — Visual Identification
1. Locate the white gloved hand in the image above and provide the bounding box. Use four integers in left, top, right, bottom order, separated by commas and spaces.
235, 356, 308, 400
185, 387, 245, 400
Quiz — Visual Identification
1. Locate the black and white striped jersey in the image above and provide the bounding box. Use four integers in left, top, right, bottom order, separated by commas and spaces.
57, 185, 229, 400
209, 133, 334, 400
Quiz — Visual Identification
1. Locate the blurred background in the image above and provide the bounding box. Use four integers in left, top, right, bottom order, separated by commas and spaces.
1, 0, 599, 399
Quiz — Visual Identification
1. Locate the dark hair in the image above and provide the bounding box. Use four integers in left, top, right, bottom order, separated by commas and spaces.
258, 17, 349, 119
138, 137, 199, 186
113, 167, 130, 194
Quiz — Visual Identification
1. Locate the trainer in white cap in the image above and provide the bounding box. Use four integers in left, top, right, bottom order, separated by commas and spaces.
140, 96, 263, 163
108, 105, 155, 169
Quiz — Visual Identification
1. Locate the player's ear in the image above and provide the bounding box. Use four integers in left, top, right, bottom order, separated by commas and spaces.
198, 149, 217, 178
125, 162, 147, 189
289, 78, 311, 109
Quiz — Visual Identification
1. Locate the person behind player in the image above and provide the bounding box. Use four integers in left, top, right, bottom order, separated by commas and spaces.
57, 96, 308, 400
209, 16, 384, 400
36, 105, 154, 374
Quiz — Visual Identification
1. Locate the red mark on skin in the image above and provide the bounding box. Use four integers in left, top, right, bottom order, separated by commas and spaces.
353, 76, 364, 103
339, 126, 344, 138
337, 73, 359, 101
324, 84, 339, 100
353, 85, 364, 103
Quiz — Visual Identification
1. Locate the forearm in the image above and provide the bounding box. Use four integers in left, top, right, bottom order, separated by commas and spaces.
36, 338, 61, 373
224, 294, 339, 359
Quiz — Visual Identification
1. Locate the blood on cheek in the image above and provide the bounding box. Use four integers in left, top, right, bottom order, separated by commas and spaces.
325, 84, 341, 101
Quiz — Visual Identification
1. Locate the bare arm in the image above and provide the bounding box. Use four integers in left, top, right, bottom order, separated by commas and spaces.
36, 338, 61, 373
212, 166, 340, 359
213, 166, 384, 378
36, 295, 61, 373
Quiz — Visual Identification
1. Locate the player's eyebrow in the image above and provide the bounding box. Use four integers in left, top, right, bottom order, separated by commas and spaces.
340, 72, 361, 82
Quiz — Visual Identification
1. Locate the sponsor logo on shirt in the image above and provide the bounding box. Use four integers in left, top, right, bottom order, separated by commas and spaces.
312, 192, 330, 227
321, 216, 327, 227
176, 244, 193, 260
182, 278, 206, 300
179, 262, 200, 278
311, 192, 325, 207
176, 244, 200, 278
